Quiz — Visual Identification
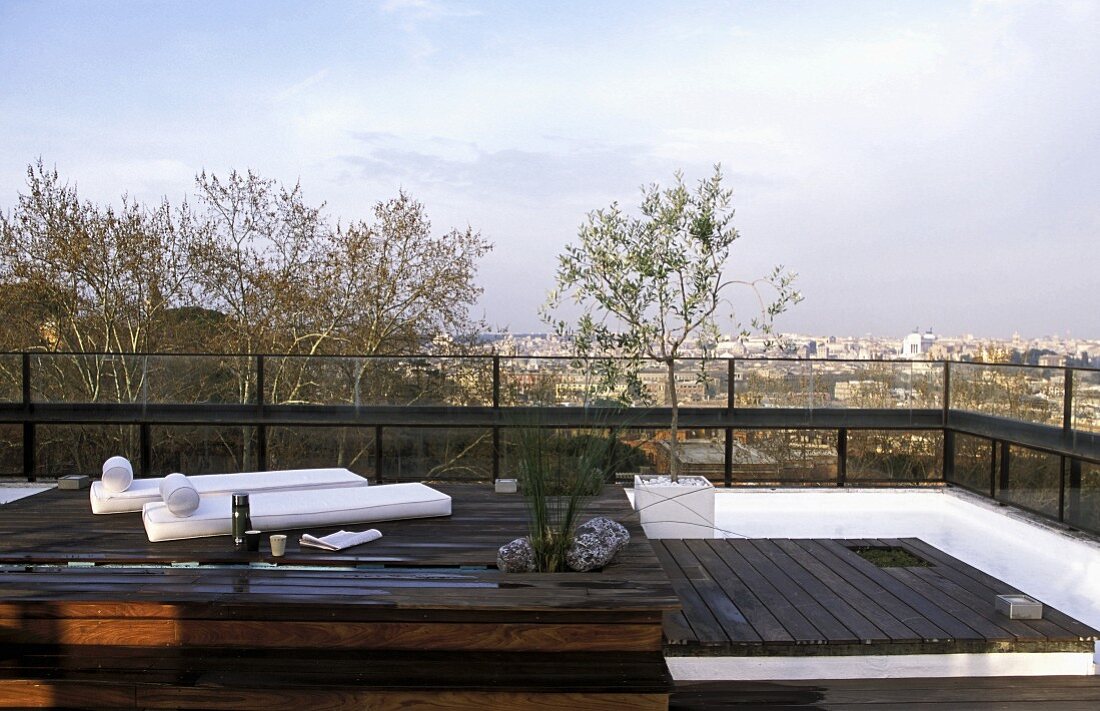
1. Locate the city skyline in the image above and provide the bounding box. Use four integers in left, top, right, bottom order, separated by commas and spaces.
2, 1, 1098, 340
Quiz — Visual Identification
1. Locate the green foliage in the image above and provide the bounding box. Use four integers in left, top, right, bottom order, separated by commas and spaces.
542, 165, 801, 480
853, 546, 931, 568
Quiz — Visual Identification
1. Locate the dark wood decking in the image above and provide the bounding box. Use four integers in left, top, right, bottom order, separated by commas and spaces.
0, 484, 677, 709
656, 537, 1100, 657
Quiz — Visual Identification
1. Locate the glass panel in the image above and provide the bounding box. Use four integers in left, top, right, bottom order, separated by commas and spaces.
500, 427, 648, 484
500, 357, 666, 407
951, 433, 993, 494
951, 363, 1063, 426
381, 427, 492, 483
1072, 368, 1100, 434
817, 360, 944, 409
847, 430, 943, 482
499, 357, 570, 406
0, 424, 21, 476
732, 429, 837, 483
35, 424, 140, 478
999, 445, 1061, 518
734, 360, 815, 408
30, 354, 147, 404
665, 359, 728, 408
266, 426, 376, 478
264, 355, 360, 406
149, 425, 257, 476
1066, 460, 1100, 534
145, 354, 255, 404
356, 357, 493, 407
0, 354, 22, 403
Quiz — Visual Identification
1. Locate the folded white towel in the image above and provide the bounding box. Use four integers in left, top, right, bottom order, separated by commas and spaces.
300, 529, 382, 551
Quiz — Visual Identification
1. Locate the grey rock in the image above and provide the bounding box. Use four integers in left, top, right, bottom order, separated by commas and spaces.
497, 537, 536, 573
566, 517, 630, 572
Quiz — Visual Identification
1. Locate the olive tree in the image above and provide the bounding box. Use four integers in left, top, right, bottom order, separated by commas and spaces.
543, 166, 800, 482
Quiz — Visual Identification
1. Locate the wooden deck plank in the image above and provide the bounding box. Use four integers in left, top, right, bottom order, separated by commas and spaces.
708, 540, 826, 643
732, 539, 859, 643
881, 544, 1069, 641
659, 538, 1098, 656
652, 541, 733, 646
770, 539, 921, 643
815, 539, 986, 641
895, 538, 1100, 641
687, 540, 796, 645
748, 538, 889, 643
789, 539, 951, 642
663, 541, 761, 645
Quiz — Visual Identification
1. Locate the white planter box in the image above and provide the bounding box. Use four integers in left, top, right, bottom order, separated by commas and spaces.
633, 475, 715, 539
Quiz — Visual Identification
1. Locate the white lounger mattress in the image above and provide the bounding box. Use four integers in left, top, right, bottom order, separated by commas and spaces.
91, 467, 368, 514
142, 482, 452, 542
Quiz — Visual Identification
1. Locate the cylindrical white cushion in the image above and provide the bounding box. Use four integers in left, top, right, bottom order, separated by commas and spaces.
101, 456, 134, 493
160, 472, 200, 517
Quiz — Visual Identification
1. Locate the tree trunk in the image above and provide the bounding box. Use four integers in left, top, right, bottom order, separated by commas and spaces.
666, 359, 680, 483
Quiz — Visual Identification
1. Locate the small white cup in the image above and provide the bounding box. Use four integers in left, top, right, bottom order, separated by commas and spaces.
269, 534, 287, 557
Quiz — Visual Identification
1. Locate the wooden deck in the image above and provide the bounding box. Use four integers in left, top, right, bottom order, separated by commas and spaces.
0, 484, 678, 709
656, 537, 1100, 657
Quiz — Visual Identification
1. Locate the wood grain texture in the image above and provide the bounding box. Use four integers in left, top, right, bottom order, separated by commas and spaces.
655, 538, 1099, 656
0, 484, 674, 707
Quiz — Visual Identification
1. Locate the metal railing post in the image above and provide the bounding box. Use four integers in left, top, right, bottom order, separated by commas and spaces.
140, 423, 151, 478
837, 428, 847, 487
256, 355, 267, 472
1058, 455, 1067, 523
943, 430, 955, 484
725, 359, 735, 487
375, 425, 384, 483
1067, 458, 1083, 525
492, 356, 500, 482
989, 439, 997, 499
1063, 367, 1073, 439
943, 361, 951, 426
22, 353, 34, 482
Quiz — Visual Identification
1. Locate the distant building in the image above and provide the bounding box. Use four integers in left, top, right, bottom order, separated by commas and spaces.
901, 328, 936, 359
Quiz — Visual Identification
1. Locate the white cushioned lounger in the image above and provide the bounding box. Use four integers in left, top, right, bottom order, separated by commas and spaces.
142, 482, 452, 542
90, 468, 368, 514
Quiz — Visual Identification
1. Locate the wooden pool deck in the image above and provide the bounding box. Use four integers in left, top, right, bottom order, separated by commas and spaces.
655, 537, 1100, 657
0, 484, 677, 709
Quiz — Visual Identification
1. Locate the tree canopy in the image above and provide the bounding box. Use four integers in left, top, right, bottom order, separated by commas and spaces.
0, 159, 492, 358
543, 165, 801, 480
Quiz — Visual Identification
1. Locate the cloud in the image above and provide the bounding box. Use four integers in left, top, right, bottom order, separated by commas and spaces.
275, 69, 330, 102
341, 132, 662, 205
376, 0, 481, 59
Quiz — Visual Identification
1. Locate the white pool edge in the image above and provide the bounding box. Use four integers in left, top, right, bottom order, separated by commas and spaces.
667, 653, 1097, 680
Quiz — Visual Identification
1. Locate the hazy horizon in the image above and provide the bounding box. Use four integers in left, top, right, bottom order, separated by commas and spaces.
2, 1, 1098, 340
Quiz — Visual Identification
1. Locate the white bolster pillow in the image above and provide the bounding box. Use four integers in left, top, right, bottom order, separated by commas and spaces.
101, 456, 134, 493
160, 473, 200, 517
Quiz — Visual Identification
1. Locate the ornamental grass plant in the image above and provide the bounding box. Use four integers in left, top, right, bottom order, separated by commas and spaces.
512, 425, 623, 572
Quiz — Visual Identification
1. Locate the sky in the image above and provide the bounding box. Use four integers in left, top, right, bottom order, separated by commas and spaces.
1, 0, 1098, 340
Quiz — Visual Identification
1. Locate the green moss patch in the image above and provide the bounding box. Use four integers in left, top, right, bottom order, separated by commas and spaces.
852, 546, 932, 568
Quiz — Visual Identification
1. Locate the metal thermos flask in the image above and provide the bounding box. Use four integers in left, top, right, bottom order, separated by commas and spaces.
232, 492, 251, 547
